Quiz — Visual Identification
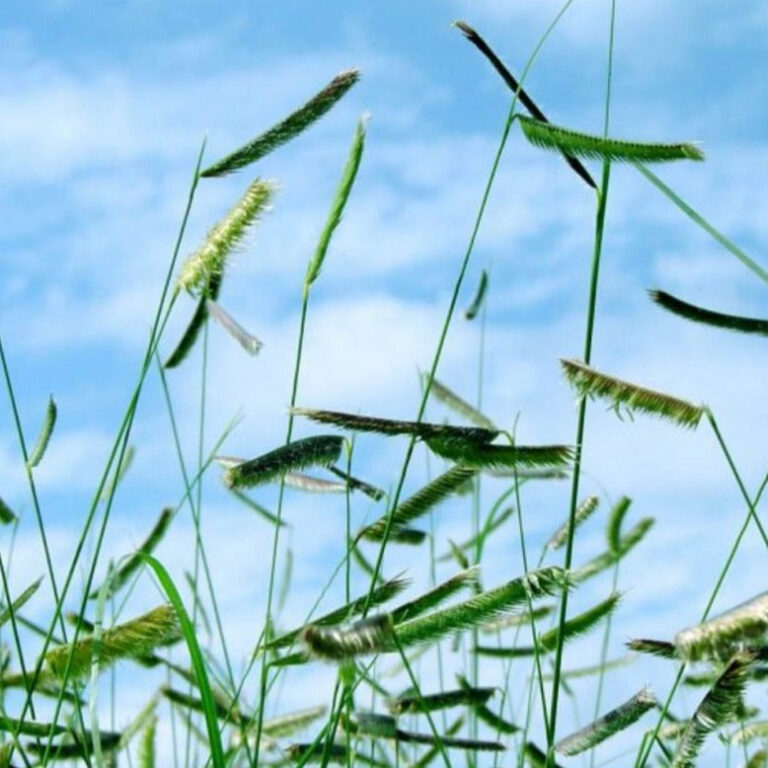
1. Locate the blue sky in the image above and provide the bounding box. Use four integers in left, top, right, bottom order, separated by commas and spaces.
2, 1, 768, 764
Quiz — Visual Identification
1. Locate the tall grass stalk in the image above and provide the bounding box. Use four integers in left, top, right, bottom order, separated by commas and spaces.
362, 0, 579, 611
7, 141, 206, 767
252, 117, 366, 765
545, 4, 616, 764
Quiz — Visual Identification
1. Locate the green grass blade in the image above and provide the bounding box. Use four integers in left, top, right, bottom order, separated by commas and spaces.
139, 554, 225, 768
519, 115, 704, 163
0, 579, 42, 631
649, 289, 768, 336
164, 274, 221, 369
88, 507, 174, 599
523, 741, 566, 768
437, 505, 516, 563
98, 444, 136, 501
116, 693, 159, 750
200, 69, 360, 177
229, 488, 287, 528
223, 435, 344, 489
27, 395, 56, 468
634, 163, 768, 286
137, 715, 156, 768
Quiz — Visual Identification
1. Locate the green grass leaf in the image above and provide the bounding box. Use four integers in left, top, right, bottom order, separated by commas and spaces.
327, 465, 386, 501
137, 714, 156, 768
229, 488, 288, 528
0, 578, 41, 632
164, 274, 221, 369
140, 554, 225, 768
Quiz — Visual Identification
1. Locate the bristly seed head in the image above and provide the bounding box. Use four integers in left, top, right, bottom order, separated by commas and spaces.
302, 614, 395, 661
674, 592, 768, 662
177, 178, 275, 295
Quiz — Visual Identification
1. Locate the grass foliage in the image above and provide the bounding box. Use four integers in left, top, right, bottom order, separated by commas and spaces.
2, 7, 765, 768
